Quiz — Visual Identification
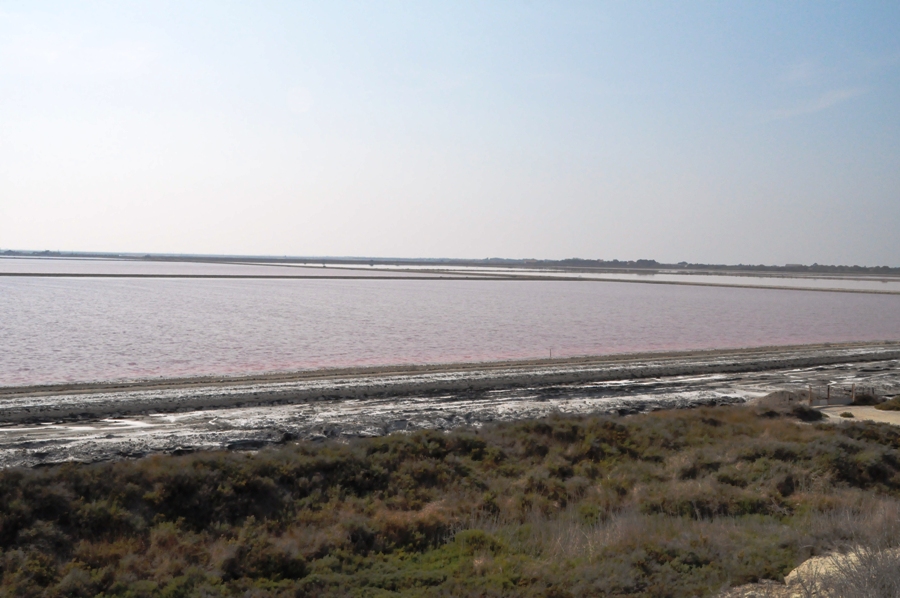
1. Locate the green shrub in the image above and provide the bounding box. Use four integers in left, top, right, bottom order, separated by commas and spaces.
853, 394, 881, 406
791, 404, 825, 421
875, 397, 900, 411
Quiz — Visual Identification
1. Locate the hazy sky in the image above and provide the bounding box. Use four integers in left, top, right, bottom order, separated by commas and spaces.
1, 2, 899, 265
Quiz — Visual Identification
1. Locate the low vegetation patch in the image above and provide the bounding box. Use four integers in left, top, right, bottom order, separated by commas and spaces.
3, 404, 900, 597
875, 397, 900, 411
851, 394, 882, 407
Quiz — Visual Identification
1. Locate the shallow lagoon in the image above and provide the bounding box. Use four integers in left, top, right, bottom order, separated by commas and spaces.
2, 271, 900, 387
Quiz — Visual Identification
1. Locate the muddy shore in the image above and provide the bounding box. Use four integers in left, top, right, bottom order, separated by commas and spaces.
0, 342, 899, 468
5, 341, 899, 408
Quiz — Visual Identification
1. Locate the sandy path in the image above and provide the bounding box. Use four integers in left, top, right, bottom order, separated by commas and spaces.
821, 405, 900, 425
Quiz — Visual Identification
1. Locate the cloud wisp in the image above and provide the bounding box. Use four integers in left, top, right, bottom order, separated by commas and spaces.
763, 87, 867, 122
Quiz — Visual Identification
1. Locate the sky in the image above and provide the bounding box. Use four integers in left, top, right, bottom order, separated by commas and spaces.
1, 1, 899, 265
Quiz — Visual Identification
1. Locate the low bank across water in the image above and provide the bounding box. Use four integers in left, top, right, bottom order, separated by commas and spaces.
0, 343, 898, 468
4, 342, 899, 407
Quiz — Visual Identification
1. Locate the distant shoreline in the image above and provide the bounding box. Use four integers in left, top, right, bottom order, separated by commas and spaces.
3, 250, 899, 275
3, 271, 900, 295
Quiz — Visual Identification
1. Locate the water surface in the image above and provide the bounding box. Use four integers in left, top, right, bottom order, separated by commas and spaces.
2, 275, 899, 387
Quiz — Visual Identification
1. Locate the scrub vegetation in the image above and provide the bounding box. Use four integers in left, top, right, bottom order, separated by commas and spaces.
3, 404, 900, 597
875, 396, 900, 411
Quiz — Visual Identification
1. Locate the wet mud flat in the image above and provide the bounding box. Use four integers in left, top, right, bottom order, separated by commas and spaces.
0, 342, 899, 468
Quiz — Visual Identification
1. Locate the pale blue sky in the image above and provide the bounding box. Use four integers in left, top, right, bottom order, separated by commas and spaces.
1, 1, 898, 265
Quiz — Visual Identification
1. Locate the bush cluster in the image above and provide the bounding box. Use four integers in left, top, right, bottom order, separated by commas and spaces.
875, 397, 900, 411
2, 405, 900, 596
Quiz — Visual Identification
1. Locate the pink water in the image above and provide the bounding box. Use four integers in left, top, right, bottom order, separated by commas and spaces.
2, 275, 900, 387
